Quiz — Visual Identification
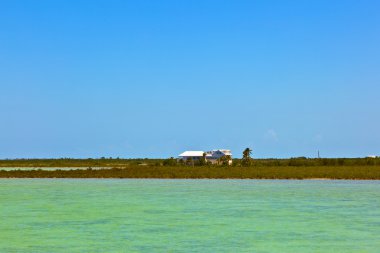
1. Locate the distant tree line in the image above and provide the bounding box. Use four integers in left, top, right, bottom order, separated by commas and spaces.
1, 165, 379, 179
0, 150, 379, 168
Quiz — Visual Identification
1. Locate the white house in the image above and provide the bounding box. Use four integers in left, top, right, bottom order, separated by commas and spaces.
178, 149, 232, 165
178, 151, 205, 162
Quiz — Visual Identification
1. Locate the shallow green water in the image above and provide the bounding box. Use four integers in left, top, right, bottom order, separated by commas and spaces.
0, 179, 379, 252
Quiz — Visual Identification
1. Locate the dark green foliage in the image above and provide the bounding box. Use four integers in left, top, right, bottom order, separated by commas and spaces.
163, 157, 177, 166
220, 155, 231, 166
198, 152, 207, 166
0, 165, 379, 179
1, 157, 380, 179
1, 157, 379, 168
188, 157, 196, 166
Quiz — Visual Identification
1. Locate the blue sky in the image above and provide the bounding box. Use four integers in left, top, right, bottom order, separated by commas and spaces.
1, 0, 379, 158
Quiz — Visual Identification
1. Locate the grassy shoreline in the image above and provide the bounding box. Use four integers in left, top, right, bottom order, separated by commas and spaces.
1, 166, 379, 180
1, 157, 379, 167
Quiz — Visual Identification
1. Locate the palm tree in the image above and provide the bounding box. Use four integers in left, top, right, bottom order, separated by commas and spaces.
200, 152, 207, 166
242, 148, 253, 166
243, 148, 252, 158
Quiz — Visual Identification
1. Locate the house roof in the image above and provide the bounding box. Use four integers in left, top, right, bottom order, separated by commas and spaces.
213, 149, 232, 155
178, 151, 205, 157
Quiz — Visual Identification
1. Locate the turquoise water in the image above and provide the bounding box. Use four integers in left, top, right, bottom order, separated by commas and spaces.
1, 179, 379, 252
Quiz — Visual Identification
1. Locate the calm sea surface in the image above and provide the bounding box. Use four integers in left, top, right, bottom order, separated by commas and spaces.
1, 179, 379, 252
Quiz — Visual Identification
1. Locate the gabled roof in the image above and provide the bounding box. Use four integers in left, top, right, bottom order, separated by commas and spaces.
178, 151, 205, 157
213, 149, 232, 155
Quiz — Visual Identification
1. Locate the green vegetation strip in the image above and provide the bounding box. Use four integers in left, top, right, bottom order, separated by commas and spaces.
1, 166, 379, 179
1, 157, 379, 167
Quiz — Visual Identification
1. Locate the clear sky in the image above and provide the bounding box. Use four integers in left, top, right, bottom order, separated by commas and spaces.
1, 0, 379, 159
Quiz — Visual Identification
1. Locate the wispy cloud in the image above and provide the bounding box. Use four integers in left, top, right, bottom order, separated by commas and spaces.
265, 129, 278, 141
